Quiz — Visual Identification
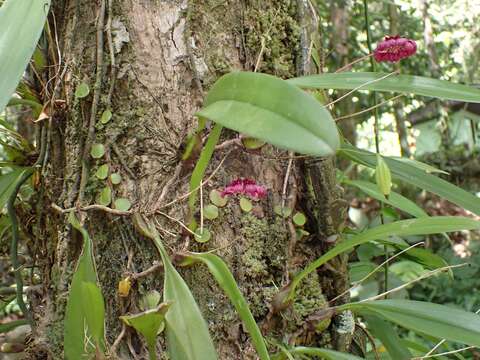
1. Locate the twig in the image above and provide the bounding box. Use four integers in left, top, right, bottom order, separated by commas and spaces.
413, 346, 476, 359
51, 203, 131, 216
335, 53, 373, 73
335, 95, 404, 122
281, 156, 294, 209
130, 262, 163, 280
154, 163, 182, 210
110, 323, 126, 357
157, 211, 196, 236
323, 71, 399, 108
77, 0, 106, 205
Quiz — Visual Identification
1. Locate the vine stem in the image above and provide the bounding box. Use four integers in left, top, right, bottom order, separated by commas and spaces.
363, 0, 388, 298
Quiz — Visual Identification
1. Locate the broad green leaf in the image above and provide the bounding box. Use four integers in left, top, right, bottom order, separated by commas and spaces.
95, 164, 109, 180
81, 282, 105, 347
285, 217, 480, 304
100, 109, 112, 124
0, 168, 29, 210
0, 0, 50, 113
90, 143, 105, 159
0, 319, 28, 334
289, 346, 364, 360
197, 72, 340, 156
75, 82, 90, 98
98, 187, 111, 206
288, 72, 480, 103
339, 144, 480, 216
210, 189, 227, 207
188, 124, 222, 228
340, 300, 480, 347
364, 314, 412, 360
114, 198, 131, 211
64, 213, 101, 360
186, 253, 270, 360
203, 204, 219, 220
134, 216, 217, 360
120, 302, 170, 360
240, 197, 252, 212
343, 180, 427, 218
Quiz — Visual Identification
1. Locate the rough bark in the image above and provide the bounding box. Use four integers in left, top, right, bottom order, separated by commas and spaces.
21, 1, 352, 358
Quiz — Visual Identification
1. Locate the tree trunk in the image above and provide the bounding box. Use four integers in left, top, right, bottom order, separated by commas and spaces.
24, 1, 352, 358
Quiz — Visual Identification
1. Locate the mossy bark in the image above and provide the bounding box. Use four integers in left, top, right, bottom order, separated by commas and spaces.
24, 0, 356, 358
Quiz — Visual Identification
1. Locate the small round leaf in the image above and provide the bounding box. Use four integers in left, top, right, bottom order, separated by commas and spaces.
203, 204, 219, 220
100, 109, 113, 124
98, 187, 112, 206
194, 228, 211, 243
110, 173, 122, 185
75, 83, 90, 98
209, 189, 227, 207
242, 137, 266, 149
91, 144, 105, 159
95, 164, 109, 180
274, 205, 292, 218
293, 212, 306, 226
114, 198, 131, 211
239, 197, 252, 212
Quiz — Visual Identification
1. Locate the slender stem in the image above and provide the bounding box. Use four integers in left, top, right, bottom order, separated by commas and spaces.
363, 0, 388, 297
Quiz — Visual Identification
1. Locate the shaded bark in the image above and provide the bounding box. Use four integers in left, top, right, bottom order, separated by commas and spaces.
21, 1, 353, 358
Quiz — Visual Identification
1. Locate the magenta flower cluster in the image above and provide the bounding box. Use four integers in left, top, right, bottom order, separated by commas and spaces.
221, 178, 267, 200
374, 36, 417, 63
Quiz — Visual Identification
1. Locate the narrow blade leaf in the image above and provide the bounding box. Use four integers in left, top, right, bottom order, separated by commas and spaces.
0, 0, 51, 112
288, 72, 480, 103
341, 300, 480, 347
197, 72, 340, 156
186, 252, 270, 360
290, 346, 365, 360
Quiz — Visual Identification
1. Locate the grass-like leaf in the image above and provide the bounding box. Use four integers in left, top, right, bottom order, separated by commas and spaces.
340, 300, 480, 347
186, 252, 270, 360
283, 217, 480, 305
0, 0, 51, 113
197, 72, 340, 156
288, 346, 365, 360
288, 72, 480, 103
339, 144, 480, 216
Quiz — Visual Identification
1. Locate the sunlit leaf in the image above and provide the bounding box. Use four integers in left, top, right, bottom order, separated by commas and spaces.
90, 143, 105, 159
75, 82, 90, 99
100, 109, 112, 124
81, 282, 105, 347
95, 164, 109, 180
288, 72, 480, 103
340, 300, 480, 347
110, 172, 122, 185
210, 189, 228, 207
98, 187, 111, 206
197, 72, 340, 156
240, 197, 252, 212
0, 0, 51, 113
203, 204, 219, 220
194, 228, 211, 243
114, 198, 131, 211
292, 212, 306, 226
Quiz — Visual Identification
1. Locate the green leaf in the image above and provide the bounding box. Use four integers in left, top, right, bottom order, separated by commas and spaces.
95, 164, 109, 180
120, 303, 170, 360
100, 109, 112, 124
364, 314, 412, 360
90, 143, 105, 159
110, 172, 122, 185
343, 180, 427, 218
339, 144, 480, 216
288, 72, 480, 103
242, 137, 266, 149
81, 282, 105, 347
0, 168, 29, 210
289, 347, 364, 360
210, 189, 227, 207
240, 197, 253, 212
0, 319, 28, 334
286, 216, 480, 303
98, 187, 111, 206
390, 157, 448, 175
203, 204, 219, 220
188, 124, 223, 227
194, 228, 211, 243
64, 213, 103, 359
114, 198, 131, 211
197, 72, 340, 156
274, 205, 292, 218
340, 300, 480, 347
292, 212, 306, 226
137, 223, 217, 360
139, 290, 162, 311
0, 0, 51, 113
75, 82, 90, 98
186, 253, 270, 360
